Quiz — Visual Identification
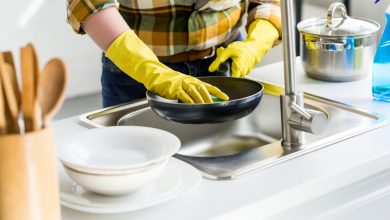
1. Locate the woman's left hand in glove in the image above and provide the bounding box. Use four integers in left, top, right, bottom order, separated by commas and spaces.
209, 19, 279, 78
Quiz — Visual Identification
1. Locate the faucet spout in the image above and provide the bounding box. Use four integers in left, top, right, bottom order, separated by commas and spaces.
280, 0, 298, 95
280, 0, 328, 148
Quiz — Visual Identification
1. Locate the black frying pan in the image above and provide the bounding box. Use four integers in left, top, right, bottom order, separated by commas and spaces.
146, 74, 264, 124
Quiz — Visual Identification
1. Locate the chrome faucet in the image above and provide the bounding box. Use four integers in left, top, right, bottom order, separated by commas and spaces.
280, 0, 328, 148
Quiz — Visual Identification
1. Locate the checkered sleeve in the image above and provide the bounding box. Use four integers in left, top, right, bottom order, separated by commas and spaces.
66, 0, 119, 34
247, 0, 282, 37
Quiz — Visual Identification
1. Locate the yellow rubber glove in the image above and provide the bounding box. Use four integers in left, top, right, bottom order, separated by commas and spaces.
106, 30, 229, 104
209, 19, 279, 78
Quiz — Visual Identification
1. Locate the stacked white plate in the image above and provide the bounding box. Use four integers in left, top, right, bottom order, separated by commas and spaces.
59, 158, 201, 214
57, 126, 202, 214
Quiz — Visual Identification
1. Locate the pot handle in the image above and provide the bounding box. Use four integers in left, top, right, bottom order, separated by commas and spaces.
327, 3, 348, 30
305, 41, 346, 51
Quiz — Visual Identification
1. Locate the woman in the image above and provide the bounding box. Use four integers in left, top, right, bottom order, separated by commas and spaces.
66, 0, 281, 107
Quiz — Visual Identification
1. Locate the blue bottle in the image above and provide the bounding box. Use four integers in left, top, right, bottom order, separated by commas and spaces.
372, 6, 390, 102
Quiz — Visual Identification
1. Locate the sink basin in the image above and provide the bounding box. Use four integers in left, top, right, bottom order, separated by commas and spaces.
79, 82, 386, 180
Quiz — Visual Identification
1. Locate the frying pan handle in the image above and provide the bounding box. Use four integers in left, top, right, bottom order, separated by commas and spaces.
214, 59, 232, 77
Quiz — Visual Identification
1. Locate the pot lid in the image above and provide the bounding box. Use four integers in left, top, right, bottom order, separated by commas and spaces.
297, 3, 380, 37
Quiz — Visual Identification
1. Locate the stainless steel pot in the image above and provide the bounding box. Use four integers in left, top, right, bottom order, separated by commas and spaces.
297, 3, 380, 82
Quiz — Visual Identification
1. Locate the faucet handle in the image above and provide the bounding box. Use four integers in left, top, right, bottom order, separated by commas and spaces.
289, 109, 327, 134
290, 102, 311, 120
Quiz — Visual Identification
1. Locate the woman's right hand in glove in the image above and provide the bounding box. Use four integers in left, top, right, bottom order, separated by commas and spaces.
106, 30, 229, 104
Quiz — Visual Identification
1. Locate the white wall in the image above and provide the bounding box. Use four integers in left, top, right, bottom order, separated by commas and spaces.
0, 0, 102, 98
351, 0, 389, 41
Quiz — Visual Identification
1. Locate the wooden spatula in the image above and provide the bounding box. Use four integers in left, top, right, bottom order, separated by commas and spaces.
0, 65, 6, 135
0, 52, 20, 133
3, 51, 21, 107
21, 44, 40, 132
29, 44, 41, 129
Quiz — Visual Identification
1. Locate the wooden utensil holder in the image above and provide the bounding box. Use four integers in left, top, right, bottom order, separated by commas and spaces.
0, 128, 60, 220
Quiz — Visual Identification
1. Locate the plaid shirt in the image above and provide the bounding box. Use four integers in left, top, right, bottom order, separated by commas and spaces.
67, 0, 281, 56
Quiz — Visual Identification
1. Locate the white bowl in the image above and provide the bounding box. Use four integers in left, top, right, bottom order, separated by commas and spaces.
57, 126, 180, 173
57, 126, 181, 195
63, 159, 169, 196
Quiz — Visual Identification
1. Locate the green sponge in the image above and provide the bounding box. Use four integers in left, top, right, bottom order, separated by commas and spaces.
211, 95, 226, 103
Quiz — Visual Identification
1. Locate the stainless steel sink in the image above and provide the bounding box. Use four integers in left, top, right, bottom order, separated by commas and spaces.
79, 82, 387, 180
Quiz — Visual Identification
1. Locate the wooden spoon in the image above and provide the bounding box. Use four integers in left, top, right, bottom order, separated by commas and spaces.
38, 58, 68, 128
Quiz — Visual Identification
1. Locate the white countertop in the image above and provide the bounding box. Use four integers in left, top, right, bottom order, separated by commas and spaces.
55, 59, 390, 220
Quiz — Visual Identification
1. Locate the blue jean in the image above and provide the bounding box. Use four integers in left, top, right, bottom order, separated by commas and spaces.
101, 55, 217, 107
